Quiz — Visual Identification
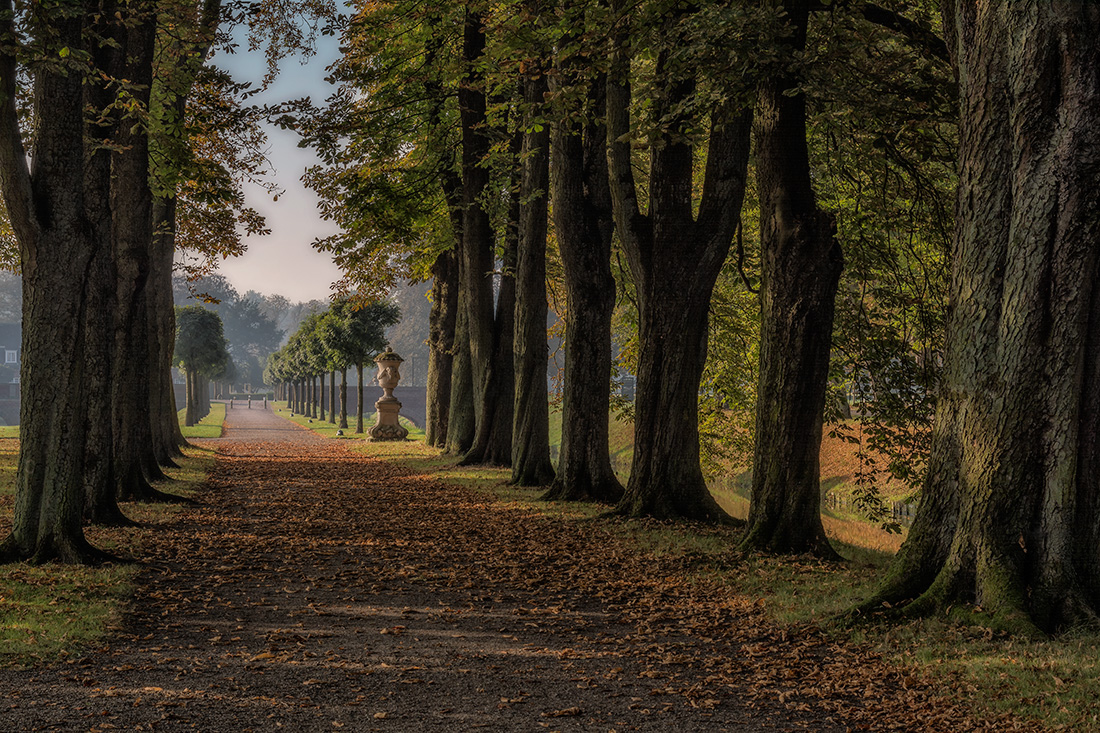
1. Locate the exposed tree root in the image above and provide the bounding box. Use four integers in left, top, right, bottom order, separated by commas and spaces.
0, 533, 121, 567
541, 476, 623, 504
85, 504, 139, 528
738, 527, 840, 561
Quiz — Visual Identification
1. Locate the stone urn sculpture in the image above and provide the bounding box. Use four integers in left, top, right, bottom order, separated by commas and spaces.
368, 350, 408, 441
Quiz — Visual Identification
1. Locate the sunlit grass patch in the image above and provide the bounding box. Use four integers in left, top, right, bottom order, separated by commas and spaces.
860, 619, 1100, 731
0, 563, 134, 665
178, 401, 226, 438
0, 444, 215, 667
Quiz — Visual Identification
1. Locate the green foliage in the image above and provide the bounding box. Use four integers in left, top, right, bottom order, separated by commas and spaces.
173, 275, 283, 387
267, 296, 399, 384
173, 305, 231, 379
288, 0, 465, 298
806, 5, 956, 511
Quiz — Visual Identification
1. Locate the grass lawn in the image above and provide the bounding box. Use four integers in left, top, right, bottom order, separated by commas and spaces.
0, 435, 216, 667
178, 401, 226, 438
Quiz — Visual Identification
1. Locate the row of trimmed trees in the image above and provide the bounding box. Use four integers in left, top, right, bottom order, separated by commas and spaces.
309, 0, 1100, 634
265, 299, 400, 433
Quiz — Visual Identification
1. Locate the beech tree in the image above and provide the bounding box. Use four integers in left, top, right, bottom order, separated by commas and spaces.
455, 7, 516, 467
740, 0, 843, 554
0, 0, 133, 562
606, 1, 753, 521
509, 71, 555, 487
541, 1, 622, 503
297, 1, 464, 448
857, 0, 1100, 635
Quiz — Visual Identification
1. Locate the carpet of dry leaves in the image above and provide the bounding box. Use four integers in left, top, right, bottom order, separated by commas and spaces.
0, 411, 1046, 731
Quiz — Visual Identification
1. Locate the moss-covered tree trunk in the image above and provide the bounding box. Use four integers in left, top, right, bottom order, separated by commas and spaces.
741, 0, 842, 556
150, 200, 187, 458
111, 9, 176, 502
606, 6, 752, 521
445, 279, 476, 455
0, 3, 112, 561
542, 71, 622, 503
511, 74, 555, 487
456, 9, 513, 467
81, 9, 129, 527
859, 0, 1100, 635
426, 250, 458, 448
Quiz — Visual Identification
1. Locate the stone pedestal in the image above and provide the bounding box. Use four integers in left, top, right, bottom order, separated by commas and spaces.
368, 351, 409, 441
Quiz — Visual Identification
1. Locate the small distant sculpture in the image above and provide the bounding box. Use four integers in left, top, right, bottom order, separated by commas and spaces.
368, 349, 408, 441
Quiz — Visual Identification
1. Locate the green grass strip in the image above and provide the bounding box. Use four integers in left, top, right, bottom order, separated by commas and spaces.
178, 401, 226, 438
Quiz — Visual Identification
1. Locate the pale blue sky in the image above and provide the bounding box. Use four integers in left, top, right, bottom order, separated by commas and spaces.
207, 30, 345, 303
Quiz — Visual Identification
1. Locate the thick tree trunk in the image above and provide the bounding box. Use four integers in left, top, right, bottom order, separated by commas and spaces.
445, 274, 476, 455
606, 7, 752, 521
339, 368, 348, 429
457, 9, 512, 466
859, 0, 1100, 635
0, 5, 112, 562
742, 0, 843, 556
111, 9, 176, 502
356, 364, 365, 434
329, 370, 336, 423
81, 17, 129, 527
543, 72, 623, 503
150, 199, 187, 460
511, 74, 555, 487
426, 250, 458, 448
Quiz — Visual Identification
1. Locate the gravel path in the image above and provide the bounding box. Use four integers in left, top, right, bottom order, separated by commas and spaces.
0, 410, 1038, 732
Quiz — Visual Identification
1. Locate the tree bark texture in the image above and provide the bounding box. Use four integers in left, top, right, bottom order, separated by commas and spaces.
606, 9, 753, 521
356, 365, 365, 433
426, 250, 458, 448
81, 9, 128, 527
339, 368, 349, 429
0, 3, 112, 562
510, 74, 556, 487
743, 0, 843, 556
542, 72, 622, 503
445, 287, 476, 454
457, 9, 513, 467
326, 371, 333, 423
150, 198, 187, 460
861, 0, 1100, 635
111, 8, 173, 502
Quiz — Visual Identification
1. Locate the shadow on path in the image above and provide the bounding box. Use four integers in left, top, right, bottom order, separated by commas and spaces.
0, 409, 1036, 732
